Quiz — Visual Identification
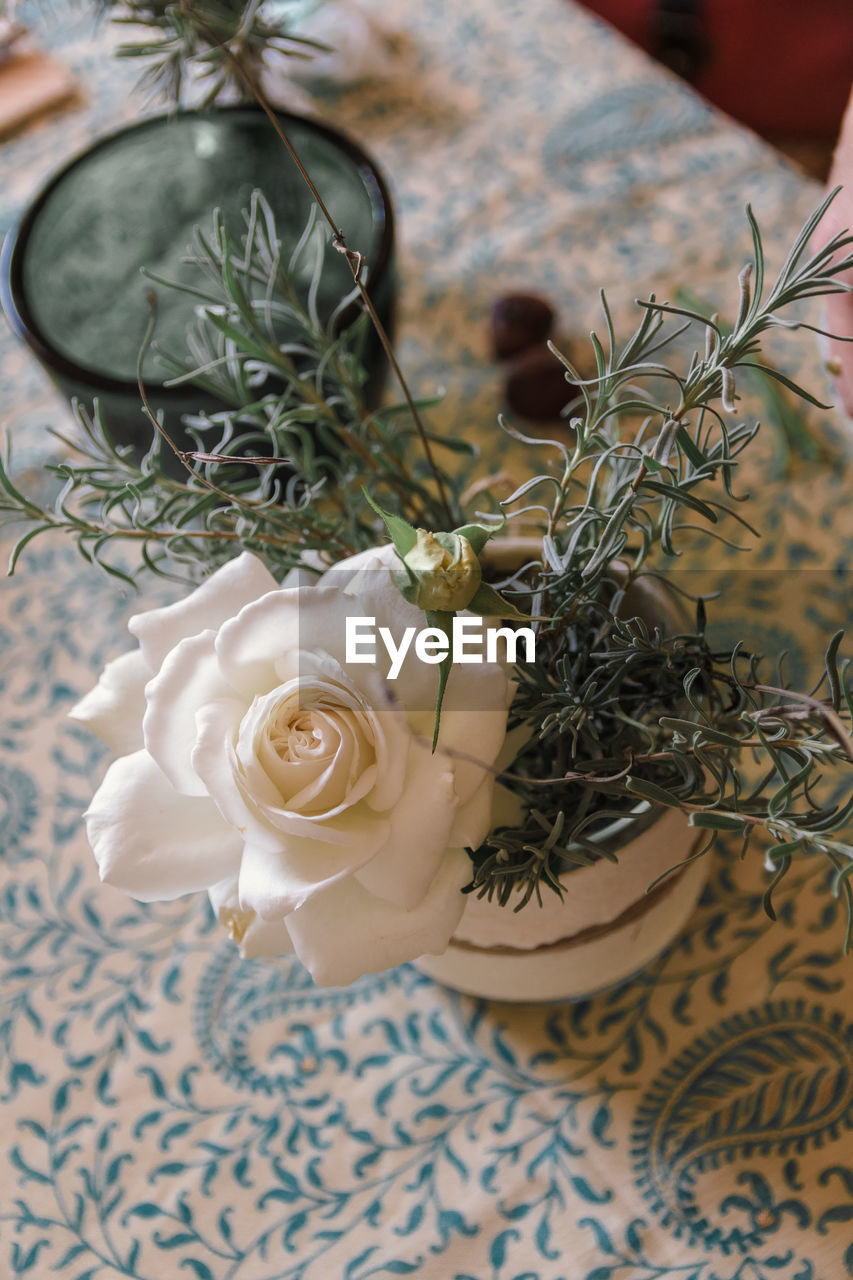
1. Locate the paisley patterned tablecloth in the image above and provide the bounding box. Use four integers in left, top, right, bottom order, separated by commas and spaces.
2, 2, 853, 1277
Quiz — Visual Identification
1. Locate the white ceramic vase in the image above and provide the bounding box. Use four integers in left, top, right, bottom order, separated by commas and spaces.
413, 805, 705, 1001
414, 540, 705, 1001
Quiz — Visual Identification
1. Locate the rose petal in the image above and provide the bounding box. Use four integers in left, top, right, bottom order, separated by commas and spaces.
86, 751, 241, 900
339, 667, 410, 812
197, 693, 388, 855
285, 847, 471, 986
208, 875, 239, 915
129, 552, 279, 670
259, 725, 334, 802
226, 662, 401, 843
238, 915, 295, 959
215, 588, 349, 699
143, 630, 236, 796
69, 649, 151, 754
79, 538, 513, 990
265, 708, 368, 813
192, 699, 286, 851
316, 544, 399, 585
208, 876, 294, 958
324, 543, 514, 752
283, 548, 441, 708
355, 739, 458, 909
236, 678, 377, 813
446, 773, 494, 849
435, 673, 514, 806
237, 817, 390, 919
243, 794, 388, 844
321, 550, 442, 704
279, 554, 326, 588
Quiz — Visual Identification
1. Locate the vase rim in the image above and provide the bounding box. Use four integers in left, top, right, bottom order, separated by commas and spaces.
0, 104, 395, 398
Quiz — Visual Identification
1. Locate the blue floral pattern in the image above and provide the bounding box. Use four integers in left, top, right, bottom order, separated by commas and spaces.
633, 1002, 853, 1252
2, 0, 853, 1274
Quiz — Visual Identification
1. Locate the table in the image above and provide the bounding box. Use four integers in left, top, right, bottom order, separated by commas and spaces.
1, 2, 852, 1277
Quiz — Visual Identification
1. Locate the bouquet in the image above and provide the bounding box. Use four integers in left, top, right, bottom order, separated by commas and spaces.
3, 10, 853, 992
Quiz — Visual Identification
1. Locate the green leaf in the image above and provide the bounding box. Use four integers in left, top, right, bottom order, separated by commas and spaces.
736, 361, 834, 410
641, 454, 667, 473
581, 491, 634, 579
767, 759, 814, 820
452, 520, 502, 554
625, 777, 682, 807
764, 839, 804, 862
810, 793, 853, 834
745, 203, 765, 314
202, 309, 274, 364
425, 610, 454, 752
658, 717, 744, 748
362, 489, 418, 558
7, 524, 55, 575
675, 424, 707, 469
762, 854, 792, 921
688, 812, 749, 832
641, 479, 718, 522
466, 581, 534, 622
825, 629, 845, 711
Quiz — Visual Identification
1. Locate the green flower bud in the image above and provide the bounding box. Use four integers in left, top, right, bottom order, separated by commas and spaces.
399, 529, 482, 611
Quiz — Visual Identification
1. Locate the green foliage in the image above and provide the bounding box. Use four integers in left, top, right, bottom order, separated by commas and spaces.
468, 610, 853, 934
461, 189, 853, 926
100, 0, 326, 105
2, 125, 852, 943
498, 193, 853, 614
0, 192, 467, 583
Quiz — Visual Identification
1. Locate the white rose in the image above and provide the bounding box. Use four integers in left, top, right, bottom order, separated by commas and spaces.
71, 547, 512, 986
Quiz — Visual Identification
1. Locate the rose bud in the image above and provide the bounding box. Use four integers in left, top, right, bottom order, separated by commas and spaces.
491, 292, 555, 360
400, 529, 482, 611
504, 342, 576, 422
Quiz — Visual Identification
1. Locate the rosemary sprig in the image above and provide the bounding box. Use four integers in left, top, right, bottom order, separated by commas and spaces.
100, 0, 326, 106
461, 192, 853, 924
503, 189, 853, 612
0, 193, 469, 581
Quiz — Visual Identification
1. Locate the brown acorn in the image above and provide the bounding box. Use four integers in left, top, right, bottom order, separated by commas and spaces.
504, 342, 576, 422
491, 292, 555, 361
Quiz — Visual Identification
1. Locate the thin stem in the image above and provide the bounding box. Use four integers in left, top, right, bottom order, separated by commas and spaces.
708, 672, 853, 763
136, 294, 339, 540
178, 0, 456, 528
425, 733, 848, 790
136, 293, 249, 507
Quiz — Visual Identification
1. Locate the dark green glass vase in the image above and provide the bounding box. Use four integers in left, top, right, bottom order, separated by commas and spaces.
1, 107, 395, 455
